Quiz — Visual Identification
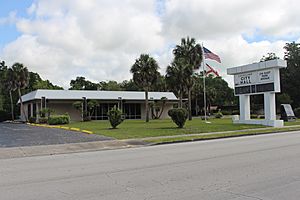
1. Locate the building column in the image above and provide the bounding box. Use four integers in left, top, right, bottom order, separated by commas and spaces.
30, 103, 33, 118
264, 92, 276, 120
36, 102, 40, 120
239, 95, 250, 121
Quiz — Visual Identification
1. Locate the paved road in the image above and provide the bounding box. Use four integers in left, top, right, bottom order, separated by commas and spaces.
0, 123, 112, 147
1, 131, 300, 200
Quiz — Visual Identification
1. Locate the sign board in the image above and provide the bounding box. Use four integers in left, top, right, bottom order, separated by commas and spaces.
234, 69, 275, 95
227, 59, 287, 127
280, 104, 296, 121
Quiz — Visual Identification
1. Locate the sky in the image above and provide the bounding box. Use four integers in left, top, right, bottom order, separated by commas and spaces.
1, 0, 300, 89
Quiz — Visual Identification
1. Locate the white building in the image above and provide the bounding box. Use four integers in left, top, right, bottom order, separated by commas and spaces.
20, 89, 178, 121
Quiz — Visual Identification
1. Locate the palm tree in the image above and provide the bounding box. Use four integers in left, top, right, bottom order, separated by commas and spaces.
183, 64, 195, 120
172, 37, 203, 120
6, 68, 17, 121
11, 63, 29, 122
165, 59, 186, 108
130, 54, 160, 122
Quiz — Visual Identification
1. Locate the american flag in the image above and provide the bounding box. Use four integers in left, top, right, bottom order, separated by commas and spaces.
203, 47, 221, 63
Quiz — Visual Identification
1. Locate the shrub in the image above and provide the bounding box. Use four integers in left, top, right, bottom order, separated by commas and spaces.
38, 117, 48, 124
215, 111, 223, 118
48, 115, 70, 125
39, 108, 54, 118
168, 108, 188, 128
28, 117, 36, 123
293, 107, 300, 118
107, 106, 124, 129
259, 115, 265, 119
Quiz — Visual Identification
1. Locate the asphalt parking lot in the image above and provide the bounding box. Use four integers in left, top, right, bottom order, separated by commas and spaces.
0, 123, 113, 148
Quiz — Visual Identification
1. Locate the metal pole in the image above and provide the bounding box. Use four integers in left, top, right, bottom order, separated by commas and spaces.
201, 43, 207, 122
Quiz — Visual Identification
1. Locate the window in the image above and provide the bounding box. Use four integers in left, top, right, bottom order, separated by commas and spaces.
91, 103, 118, 120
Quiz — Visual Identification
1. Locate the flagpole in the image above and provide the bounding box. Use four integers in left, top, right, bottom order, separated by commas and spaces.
201, 43, 208, 123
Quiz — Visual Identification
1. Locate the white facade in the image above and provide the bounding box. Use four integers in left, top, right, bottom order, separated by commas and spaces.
227, 59, 287, 127
20, 90, 178, 121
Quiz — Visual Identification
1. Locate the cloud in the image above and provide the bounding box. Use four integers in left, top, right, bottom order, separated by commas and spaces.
1, 0, 299, 88
0, 11, 17, 25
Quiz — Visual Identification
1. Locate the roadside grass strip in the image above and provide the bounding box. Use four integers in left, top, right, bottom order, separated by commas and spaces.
143, 126, 300, 144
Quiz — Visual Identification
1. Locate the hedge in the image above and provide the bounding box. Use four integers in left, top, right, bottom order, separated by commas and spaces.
48, 115, 70, 125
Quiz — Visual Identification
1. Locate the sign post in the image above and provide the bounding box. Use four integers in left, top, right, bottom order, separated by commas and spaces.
227, 59, 287, 127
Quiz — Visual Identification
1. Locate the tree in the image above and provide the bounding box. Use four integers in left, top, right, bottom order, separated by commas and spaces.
11, 63, 29, 121
170, 37, 203, 120
192, 74, 235, 115
120, 79, 142, 91
281, 42, 300, 107
130, 54, 160, 122
5, 68, 17, 121
1, 61, 15, 120
69, 76, 99, 90
151, 75, 168, 92
150, 97, 167, 119
166, 59, 185, 107
98, 80, 122, 91
260, 53, 279, 62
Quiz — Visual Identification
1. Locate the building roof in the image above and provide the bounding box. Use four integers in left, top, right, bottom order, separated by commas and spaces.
20, 89, 178, 103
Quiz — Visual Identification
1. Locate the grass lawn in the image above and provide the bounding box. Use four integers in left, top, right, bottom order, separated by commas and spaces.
285, 119, 300, 126
63, 118, 270, 139
144, 126, 300, 144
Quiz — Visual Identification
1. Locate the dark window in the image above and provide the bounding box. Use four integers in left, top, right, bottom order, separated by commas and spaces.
33, 104, 37, 117
27, 104, 31, 118
256, 83, 274, 93
123, 103, 141, 119
235, 86, 251, 95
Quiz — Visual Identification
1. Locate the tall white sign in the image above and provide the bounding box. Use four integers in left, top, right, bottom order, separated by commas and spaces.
227, 59, 287, 127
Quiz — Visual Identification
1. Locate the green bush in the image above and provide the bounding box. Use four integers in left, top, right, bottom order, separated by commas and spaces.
28, 117, 36, 123
107, 106, 124, 129
38, 117, 48, 124
294, 107, 300, 118
39, 108, 54, 118
0, 110, 10, 122
48, 115, 70, 125
168, 108, 188, 128
215, 111, 223, 118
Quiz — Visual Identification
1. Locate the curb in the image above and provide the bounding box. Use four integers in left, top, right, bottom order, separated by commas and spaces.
26, 123, 94, 134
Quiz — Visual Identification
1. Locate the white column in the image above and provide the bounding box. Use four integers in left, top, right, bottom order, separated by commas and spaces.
30, 103, 33, 118
264, 92, 276, 120
239, 95, 250, 121
36, 103, 40, 120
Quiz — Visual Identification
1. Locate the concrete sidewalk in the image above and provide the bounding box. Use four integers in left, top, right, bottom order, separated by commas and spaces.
0, 140, 148, 159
